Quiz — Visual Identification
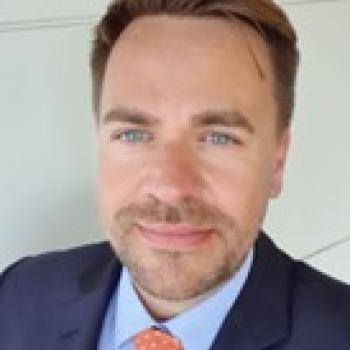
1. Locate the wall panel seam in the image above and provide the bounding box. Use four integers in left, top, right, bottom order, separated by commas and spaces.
0, 0, 349, 33
283, 0, 349, 5
302, 235, 350, 260
0, 15, 96, 34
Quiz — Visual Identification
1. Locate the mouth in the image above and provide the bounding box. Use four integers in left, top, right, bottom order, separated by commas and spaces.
136, 222, 214, 251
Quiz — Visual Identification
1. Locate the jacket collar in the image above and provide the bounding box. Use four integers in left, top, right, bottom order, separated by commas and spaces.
210, 233, 294, 350
56, 242, 121, 350
56, 233, 293, 350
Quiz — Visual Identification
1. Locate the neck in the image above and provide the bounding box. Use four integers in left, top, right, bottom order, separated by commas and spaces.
133, 282, 223, 321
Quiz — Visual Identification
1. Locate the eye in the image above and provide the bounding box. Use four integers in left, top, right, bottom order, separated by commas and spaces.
111, 129, 152, 143
202, 131, 241, 146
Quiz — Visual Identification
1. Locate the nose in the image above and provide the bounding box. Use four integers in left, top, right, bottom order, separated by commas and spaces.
143, 141, 203, 205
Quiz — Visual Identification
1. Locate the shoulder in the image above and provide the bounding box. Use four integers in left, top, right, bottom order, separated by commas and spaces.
256, 233, 350, 307
277, 245, 350, 346
0, 242, 119, 348
0, 241, 116, 300
252, 234, 350, 350
291, 260, 350, 334
254, 234, 350, 347
292, 259, 350, 303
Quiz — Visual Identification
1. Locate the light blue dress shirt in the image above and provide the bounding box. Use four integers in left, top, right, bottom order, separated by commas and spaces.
98, 249, 253, 350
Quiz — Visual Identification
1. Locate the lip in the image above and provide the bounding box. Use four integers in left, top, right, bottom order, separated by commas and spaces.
136, 223, 214, 251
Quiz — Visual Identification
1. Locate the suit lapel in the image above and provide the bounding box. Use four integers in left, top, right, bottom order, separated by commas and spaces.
53, 233, 293, 350
210, 233, 294, 350
55, 244, 121, 350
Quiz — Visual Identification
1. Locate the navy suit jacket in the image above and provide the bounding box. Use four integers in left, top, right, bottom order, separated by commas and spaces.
1, 233, 349, 349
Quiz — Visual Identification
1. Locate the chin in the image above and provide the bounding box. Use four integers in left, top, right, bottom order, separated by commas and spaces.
120, 243, 237, 301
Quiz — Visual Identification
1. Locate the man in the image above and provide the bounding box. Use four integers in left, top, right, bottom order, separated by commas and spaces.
1, 0, 349, 349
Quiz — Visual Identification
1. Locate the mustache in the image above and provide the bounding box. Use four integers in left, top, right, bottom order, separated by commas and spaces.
114, 197, 234, 229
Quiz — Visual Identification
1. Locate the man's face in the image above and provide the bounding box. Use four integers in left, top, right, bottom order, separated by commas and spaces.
98, 16, 289, 301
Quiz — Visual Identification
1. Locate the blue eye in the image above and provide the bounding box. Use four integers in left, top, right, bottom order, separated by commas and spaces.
204, 132, 236, 145
114, 129, 151, 143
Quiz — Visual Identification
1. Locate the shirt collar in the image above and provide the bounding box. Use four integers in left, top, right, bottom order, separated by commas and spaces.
115, 270, 154, 348
115, 248, 254, 349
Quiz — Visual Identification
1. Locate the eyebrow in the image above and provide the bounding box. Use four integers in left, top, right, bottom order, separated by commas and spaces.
101, 106, 159, 126
102, 106, 254, 134
192, 110, 255, 134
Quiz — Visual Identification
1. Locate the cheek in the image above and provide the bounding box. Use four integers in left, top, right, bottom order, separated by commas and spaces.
97, 147, 143, 223
203, 153, 272, 223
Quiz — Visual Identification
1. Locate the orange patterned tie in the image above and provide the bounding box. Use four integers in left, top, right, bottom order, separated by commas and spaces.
135, 327, 182, 350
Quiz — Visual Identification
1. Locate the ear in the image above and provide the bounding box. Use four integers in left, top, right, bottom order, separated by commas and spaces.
269, 128, 291, 198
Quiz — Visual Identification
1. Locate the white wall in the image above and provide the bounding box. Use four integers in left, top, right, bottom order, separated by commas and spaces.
0, 0, 349, 283
264, 0, 350, 283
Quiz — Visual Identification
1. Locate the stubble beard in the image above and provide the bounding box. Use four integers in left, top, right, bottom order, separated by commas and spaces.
108, 197, 250, 301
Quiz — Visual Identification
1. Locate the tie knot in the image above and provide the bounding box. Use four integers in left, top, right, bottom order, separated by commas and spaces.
135, 327, 182, 350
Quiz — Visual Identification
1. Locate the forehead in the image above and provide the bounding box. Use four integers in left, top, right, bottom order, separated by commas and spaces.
116, 15, 270, 61
100, 15, 276, 124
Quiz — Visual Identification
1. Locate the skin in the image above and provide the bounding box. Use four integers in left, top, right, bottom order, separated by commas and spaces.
98, 15, 290, 319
